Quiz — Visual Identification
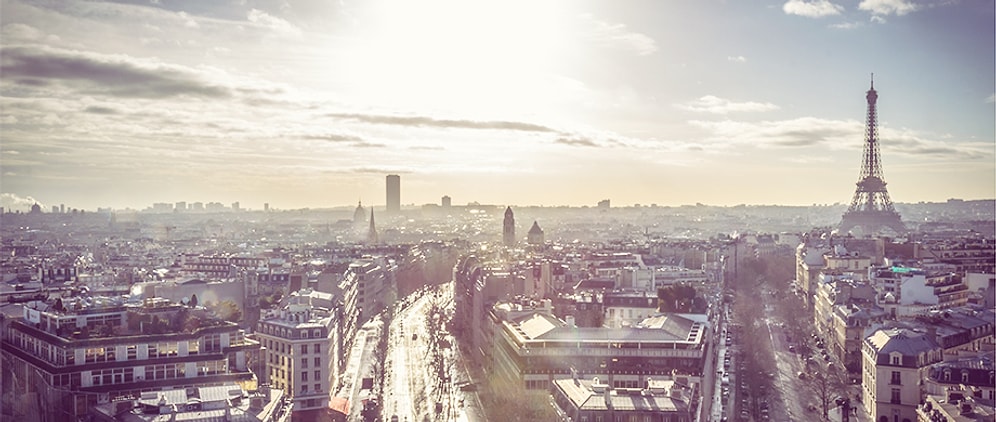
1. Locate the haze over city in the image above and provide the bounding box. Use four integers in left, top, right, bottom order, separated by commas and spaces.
1, 0, 994, 212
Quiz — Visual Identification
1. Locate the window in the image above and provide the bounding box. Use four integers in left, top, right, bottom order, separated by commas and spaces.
301, 359, 308, 368
314, 383, 321, 392
314, 370, 320, 380
203, 334, 221, 352
302, 384, 308, 393
890, 388, 901, 404
302, 372, 308, 382
301, 345, 308, 354
891, 355, 901, 365
313, 343, 321, 353
314, 357, 321, 367
890, 371, 900, 385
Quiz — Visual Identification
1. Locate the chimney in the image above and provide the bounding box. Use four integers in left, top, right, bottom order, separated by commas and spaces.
566, 315, 576, 328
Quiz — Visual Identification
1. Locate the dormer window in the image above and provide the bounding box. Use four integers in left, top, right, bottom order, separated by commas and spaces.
943, 370, 951, 382
890, 353, 902, 366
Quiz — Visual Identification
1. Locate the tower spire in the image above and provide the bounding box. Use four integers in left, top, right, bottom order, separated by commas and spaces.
367, 208, 378, 244
839, 77, 905, 236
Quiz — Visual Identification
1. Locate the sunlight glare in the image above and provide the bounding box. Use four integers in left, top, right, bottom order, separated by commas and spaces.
340, 0, 571, 118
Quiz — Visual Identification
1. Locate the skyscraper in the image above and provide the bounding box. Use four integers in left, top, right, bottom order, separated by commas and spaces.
838, 76, 906, 236
503, 206, 516, 247
386, 174, 400, 213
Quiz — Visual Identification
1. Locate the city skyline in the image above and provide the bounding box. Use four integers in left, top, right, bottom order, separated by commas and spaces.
1, 0, 994, 212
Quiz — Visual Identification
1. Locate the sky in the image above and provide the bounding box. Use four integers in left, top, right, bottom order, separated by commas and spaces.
1, 0, 993, 212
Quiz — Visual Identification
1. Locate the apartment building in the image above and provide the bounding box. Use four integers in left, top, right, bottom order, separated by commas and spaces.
862, 328, 944, 422
255, 289, 341, 414
603, 290, 659, 329
338, 256, 395, 344
870, 265, 970, 317
2, 296, 257, 420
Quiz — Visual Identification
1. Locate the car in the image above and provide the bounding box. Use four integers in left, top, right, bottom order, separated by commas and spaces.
788, 345, 795, 352
798, 371, 808, 380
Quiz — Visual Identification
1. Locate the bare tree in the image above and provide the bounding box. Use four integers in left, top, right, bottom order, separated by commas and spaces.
812, 363, 846, 421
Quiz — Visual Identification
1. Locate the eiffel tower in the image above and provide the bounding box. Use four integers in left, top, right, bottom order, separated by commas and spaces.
838, 75, 906, 236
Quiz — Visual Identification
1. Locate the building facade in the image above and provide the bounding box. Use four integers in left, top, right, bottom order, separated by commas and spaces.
490, 300, 709, 392
2, 297, 258, 420
386, 174, 400, 213
503, 207, 516, 247
255, 289, 341, 414
862, 328, 944, 422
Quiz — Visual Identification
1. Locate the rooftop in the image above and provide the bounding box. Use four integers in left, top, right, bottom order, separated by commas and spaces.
866, 328, 940, 357
553, 377, 692, 413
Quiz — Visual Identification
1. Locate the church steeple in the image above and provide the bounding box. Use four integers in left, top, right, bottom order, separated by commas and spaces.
367, 208, 378, 244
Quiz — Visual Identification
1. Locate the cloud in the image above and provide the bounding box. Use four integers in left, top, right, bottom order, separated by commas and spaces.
727, 56, 747, 63
858, 0, 920, 16
676, 96, 779, 114
247, 9, 302, 37
579, 14, 658, 56
690, 117, 993, 160
554, 136, 601, 148
326, 113, 556, 133
1, 23, 57, 42
690, 117, 862, 147
302, 133, 365, 143
986, 93, 995, 103
301, 133, 383, 148
783, 0, 845, 17
177, 11, 199, 28
0, 46, 230, 98
830, 21, 863, 29
0, 193, 44, 211
83, 106, 118, 114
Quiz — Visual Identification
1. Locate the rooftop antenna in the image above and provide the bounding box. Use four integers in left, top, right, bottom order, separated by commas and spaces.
870, 72, 874, 89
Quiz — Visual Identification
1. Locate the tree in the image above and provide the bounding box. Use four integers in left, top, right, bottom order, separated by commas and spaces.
812, 365, 846, 421
212, 300, 242, 323
658, 283, 698, 312
51, 298, 65, 312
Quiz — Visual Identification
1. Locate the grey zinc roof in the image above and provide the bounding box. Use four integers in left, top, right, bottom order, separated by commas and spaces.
866, 328, 939, 357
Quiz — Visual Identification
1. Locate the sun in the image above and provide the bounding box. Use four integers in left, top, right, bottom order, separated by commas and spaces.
335, 0, 573, 119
